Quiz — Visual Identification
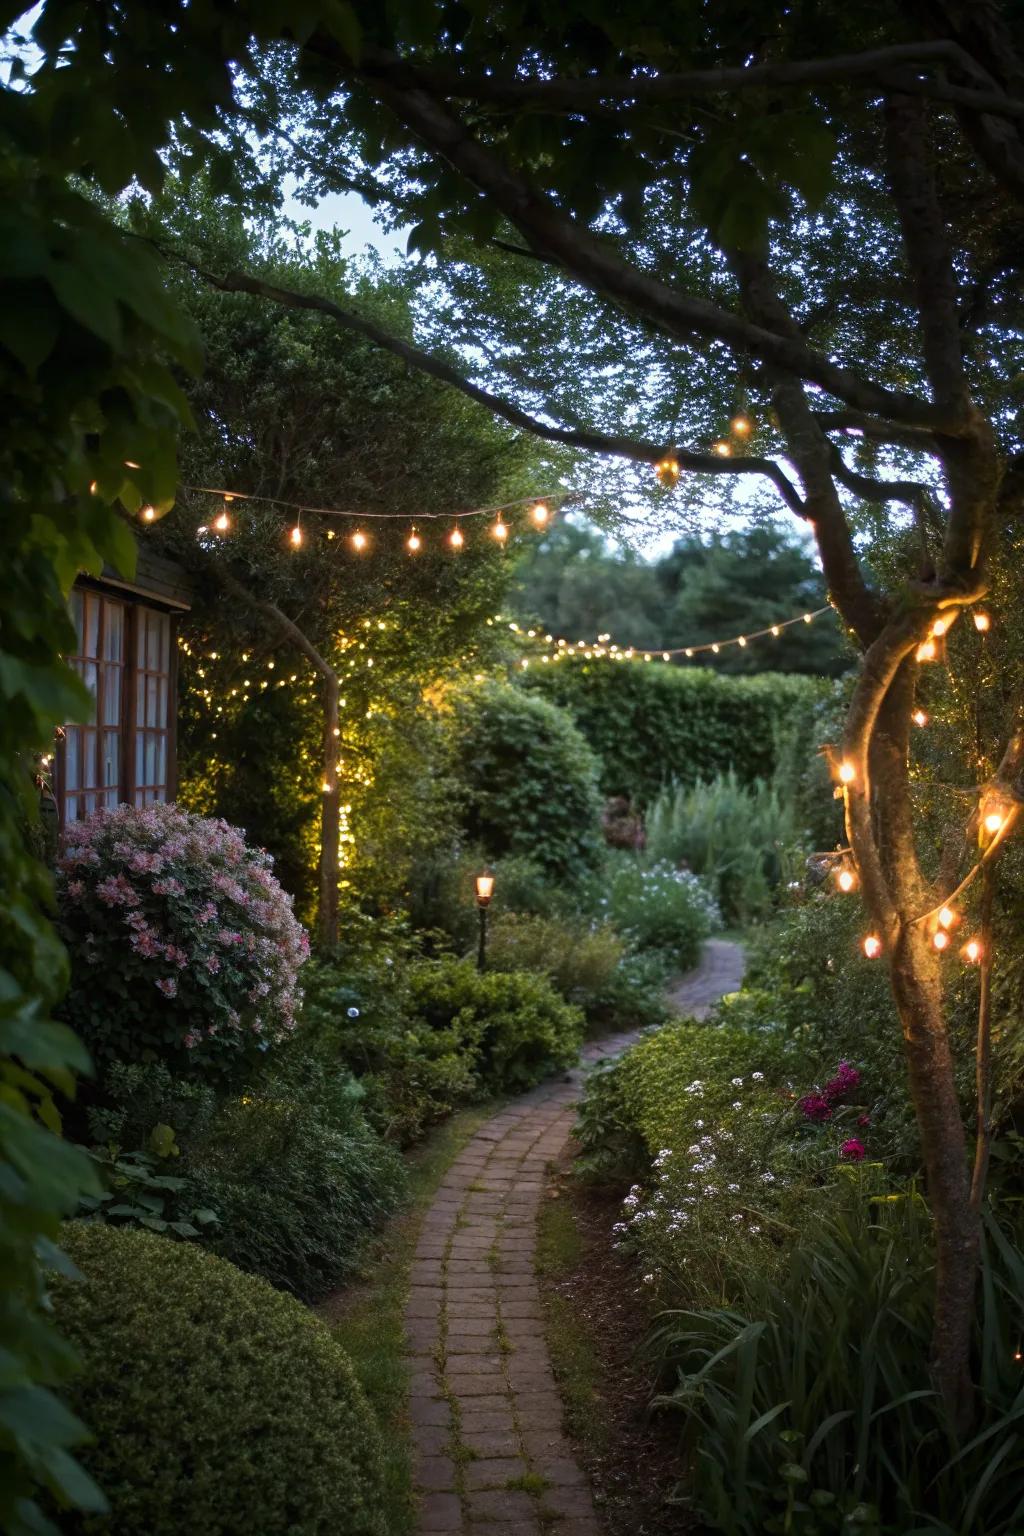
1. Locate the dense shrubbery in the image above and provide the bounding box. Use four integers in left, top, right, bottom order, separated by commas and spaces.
56, 804, 309, 1078
589, 856, 720, 971
52, 1223, 387, 1536
448, 681, 604, 877
645, 772, 803, 925
407, 955, 584, 1093
526, 662, 825, 804
486, 911, 625, 1026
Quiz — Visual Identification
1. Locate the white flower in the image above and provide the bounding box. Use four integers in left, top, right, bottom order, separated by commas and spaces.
760, 1172, 775, 1184
752, 1072, 765, 1082
731, 1077, 744, 1087
694, 1119, 704, 1129
731, 1213, 744, 1223
642, 1274, 655, 1284
612, 1223, 628, 1234
687, 1143, 702, 1156
732, 1101, 742, 1110
750, 1225, 762, 1236
720, 1131, 734, 1142
703, 1184, 718, 1196
347, 1006, 360, 1019
728, 1183, 740, 1193
623, 1194, 639, 1208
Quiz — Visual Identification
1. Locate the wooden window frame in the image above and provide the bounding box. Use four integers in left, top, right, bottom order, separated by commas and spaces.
56, 580, 180, 828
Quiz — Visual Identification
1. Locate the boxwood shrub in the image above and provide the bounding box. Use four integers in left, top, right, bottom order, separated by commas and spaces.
51, 1223, 387, 1536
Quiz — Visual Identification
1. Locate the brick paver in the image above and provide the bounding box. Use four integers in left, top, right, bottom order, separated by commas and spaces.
406, 939, 745, 1533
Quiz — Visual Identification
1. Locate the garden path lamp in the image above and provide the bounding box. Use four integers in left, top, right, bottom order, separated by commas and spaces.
475, 871, 495, 972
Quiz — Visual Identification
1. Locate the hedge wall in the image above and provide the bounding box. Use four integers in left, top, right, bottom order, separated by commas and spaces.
524, 661, 827, 804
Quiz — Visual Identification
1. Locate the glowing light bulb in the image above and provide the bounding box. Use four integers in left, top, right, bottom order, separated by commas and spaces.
934, 930, 950, 952
685, 648, 694, 658
492, 518, 508, 542
662, 652, 670, 662
326, 529, 335, 539
711, 644, 720, 655
803, 613, 813, 624
863, 934, 882, 959
213, 509, 231, 533
141, 505, 156, 522
984, 811, 1004, 835
656, 457, 680, 487
89, 480, 98, 494
838, 761, 856, 784
290, 524, 303, 548
932, 617, 948, 637
974, 611, 991, 633
837, 868, 856, 893
917, 638, 937, 662
938, 907, 956, 930
450, 526, 464, 549
738, 636, 747, 647
771, 625, 780, 637
731, 414, 752, 436
531, 501, 549, 526
407, 530, 422, 553
963, 938, 982, 964
713, 441, 731, 456
352, 530, 367, 551
912, 709, 929, 727
322, 780, 333, 794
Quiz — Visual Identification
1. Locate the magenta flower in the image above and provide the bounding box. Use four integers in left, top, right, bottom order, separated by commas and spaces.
155, 976, 178, 999
840, 1138, 866, 1162
799, 1093, 833, 1123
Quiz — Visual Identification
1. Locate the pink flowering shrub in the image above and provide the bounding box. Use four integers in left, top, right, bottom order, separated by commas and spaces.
57, 804, 309, 1077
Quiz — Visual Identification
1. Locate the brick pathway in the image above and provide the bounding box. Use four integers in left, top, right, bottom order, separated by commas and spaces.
406, 939, 745, 1535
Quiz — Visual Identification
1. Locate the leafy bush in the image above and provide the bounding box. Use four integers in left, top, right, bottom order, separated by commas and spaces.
448, 682, 604, 877
407, 847, 567, 955
301, 949, 480, 1146
651, 1196, 1024, 1536
188, 1056, 406, 1301
486, 910, 624, 1021
527, 662, 826, 804
589, 856, 720, 970
51, 1223, 387, 1535
645, 771, 804, 924
408, 955, 584, 1093
78, 1144, 219, 1240
56, 803, 309, 1078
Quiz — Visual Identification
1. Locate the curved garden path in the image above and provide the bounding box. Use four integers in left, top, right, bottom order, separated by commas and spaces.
405, 938, 746, 1535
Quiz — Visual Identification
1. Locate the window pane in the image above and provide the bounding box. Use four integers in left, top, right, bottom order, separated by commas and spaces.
84, 595, 99, 659
70, 589, 83, 645
104, 603, 124, 662
65, 728, 80, 790
135, 732, 144, 785
155, 736, 166, 787
82, 661, 98, 708
101, 666, 119, 727
83, 790, 98, 815
101, 730, 119, 789
80, 729, 97, 790
146, 675, 159, 727
145, 733, 157, 786
158, 678, 168, 727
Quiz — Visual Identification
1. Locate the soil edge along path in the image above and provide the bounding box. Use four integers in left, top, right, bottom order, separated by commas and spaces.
405, 939, 746, 1535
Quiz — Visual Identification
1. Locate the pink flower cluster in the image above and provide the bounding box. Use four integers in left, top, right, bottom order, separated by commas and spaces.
798, 1060, 862, 1123
56, 802, 310, 1064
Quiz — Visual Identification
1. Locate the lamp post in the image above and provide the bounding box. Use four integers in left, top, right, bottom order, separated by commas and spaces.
475, 871, 494, 972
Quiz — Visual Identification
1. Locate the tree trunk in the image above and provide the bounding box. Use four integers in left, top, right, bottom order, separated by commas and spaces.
888, 923, 978, 1420
319, 674, 341, 950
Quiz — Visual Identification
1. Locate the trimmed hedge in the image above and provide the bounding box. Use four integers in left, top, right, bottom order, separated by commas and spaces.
52, 1223, 386, 1536
448, 681, 604, 875
525, 661, 826, 803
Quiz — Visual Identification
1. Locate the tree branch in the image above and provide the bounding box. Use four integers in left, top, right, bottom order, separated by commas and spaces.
391, 39, 987, 110
828, 445, 937, 510
303, 39, 956, 432
175, 248, 806, 510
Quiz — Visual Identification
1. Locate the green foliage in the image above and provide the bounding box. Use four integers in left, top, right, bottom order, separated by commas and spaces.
407, 956, 585, 1094
448, 682, 604, 878
77, 1145, 219, 1241
587, 856, 720, 971
485, 910, 625, 1027
514, 521, 850, 677
300, 943, 482, 1146
185, 1055, 406, 1301
51, 1223, 387, 1536
651, 1199, 1024, 1536
645, 772, 804, 925
1, 125, 198, 1536
527, 662, 827, 805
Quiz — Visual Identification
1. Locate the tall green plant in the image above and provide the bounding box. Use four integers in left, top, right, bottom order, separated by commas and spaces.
651, 1198, 1024, 1535
646, 772, 803, 924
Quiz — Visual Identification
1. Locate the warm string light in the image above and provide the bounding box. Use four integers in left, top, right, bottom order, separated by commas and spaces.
519, 606, 835, 666
838, 761, 856, 785
912, 708, 929, 727
863, 934, 883, 959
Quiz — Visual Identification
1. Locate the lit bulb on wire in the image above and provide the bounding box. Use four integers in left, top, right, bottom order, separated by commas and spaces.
492, 518, 508, 543
963, 937, 982, 964
912, 709, 929, 727
837, 867, 857, 893
141, 505, 156, 523
655, 456, 680, 488
407, 529, 422, 553
289, 524, 303, 549
863, 934, 882, 959
974, 611, 991, 633
933, 930, 951, 952
213, 506, 231, 534
917, 638, 937, 662
450, 526, 464, 549
713, 441, 731, 457
731, 414, 752, 437
531, 502, 549, 526
838, 761, 856, 785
